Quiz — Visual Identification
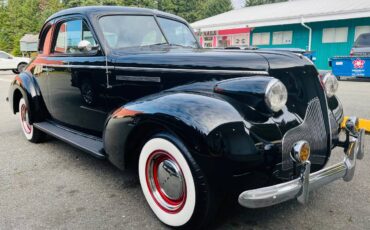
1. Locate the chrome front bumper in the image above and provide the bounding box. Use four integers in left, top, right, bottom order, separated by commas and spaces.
238, 128, 365, 208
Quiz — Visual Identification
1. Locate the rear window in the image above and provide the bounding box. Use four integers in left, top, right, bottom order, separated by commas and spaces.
354, 33, 370, 47
38, 24, 51, 54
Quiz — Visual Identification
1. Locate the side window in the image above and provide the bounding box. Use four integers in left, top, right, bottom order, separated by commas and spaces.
53, 19, 97, 55
38, 24, 51, 54
0, 52, 10, 59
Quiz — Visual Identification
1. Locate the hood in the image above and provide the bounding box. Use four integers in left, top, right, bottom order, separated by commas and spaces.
15, 57, 31, 63
111, 48, 270, 71
352, 46, 370, 56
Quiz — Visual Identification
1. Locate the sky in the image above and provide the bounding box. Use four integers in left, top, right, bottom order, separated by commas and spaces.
232, 0, 245, 9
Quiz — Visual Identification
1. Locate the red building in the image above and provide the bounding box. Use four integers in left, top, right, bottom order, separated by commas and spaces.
195, 27, 251, 48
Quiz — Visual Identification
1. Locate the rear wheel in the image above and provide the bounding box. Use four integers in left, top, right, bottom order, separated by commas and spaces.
138, 133, 217, 229
18, 98, 45, 143
13, 63, 27, 74
17, 63, 27, 73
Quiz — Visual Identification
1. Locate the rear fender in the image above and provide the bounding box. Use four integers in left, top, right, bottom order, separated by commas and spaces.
8, 71, 48, 123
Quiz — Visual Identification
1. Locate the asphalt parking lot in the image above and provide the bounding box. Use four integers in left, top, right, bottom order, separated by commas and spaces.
0, 71, 369, 229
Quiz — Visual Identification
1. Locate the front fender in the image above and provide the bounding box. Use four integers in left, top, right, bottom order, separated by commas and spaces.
8, 71, 47, 123
103, 92, 261, 172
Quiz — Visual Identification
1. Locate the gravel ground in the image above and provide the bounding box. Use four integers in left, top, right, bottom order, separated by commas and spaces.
0, 71, 369, 230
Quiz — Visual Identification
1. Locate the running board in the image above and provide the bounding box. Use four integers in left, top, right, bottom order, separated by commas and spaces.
33, 121, 106, 159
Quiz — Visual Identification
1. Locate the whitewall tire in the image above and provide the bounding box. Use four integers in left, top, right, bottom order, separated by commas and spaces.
138, 133, 217, 228
18, 98, 45, 143
139, 137, 196, 227
19, 98, 34, 140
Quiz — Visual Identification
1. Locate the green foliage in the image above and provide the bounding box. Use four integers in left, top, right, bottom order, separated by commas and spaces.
0, 0, 232, 55
0, 0, 63, 55
201, 0, 232, 19
245, 0, 287, 6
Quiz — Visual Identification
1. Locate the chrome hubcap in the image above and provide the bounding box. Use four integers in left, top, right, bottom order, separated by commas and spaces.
20, 104, 32, 134
146, 150, 186, 213
157, 159, 184, 200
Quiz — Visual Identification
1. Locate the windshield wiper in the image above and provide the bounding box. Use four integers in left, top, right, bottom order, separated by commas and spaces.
169, 44, 196, 49
148, 42, 168, 47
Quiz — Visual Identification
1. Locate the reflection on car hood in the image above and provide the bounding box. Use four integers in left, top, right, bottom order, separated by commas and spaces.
14, 57, 31, 63
111, 48, 270, 71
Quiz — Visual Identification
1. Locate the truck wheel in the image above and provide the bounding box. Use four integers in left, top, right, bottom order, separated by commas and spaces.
138, 133, 217, 229
18, 98, 45, 143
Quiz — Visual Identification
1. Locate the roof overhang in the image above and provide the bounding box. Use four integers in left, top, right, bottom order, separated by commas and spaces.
191, 0, 370, 31
192, 6, 370, 32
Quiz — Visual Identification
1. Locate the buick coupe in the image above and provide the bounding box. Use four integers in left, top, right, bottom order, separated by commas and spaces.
7, 6, 365, 229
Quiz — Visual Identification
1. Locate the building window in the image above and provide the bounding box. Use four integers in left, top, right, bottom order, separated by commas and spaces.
355, 26, 370, 41
322, 27, 348, 43
232, 34, 250, 46
252, 32, 270, 45
272, 31, 293, 45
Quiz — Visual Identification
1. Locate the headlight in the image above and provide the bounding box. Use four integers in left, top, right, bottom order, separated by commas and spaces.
265, 79, 288, 112
322, 72, 338, 98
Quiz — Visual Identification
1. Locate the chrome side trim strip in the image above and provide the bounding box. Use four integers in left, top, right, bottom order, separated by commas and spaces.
116, 66, 269, 75
116, 75, 161, 83
44, 64, 114, 70
43, 64, 268, 75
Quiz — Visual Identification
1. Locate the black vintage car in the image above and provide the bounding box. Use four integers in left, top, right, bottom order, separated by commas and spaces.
7, 6, 365, 229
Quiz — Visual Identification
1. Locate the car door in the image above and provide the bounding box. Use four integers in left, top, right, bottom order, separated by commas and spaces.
46, 17, 109, 135
0, 51, 16, 70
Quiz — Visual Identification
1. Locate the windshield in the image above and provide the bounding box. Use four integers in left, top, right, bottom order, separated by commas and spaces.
157, 17, 198, 48
98, 15, 198, 49
354, 33, 370, 47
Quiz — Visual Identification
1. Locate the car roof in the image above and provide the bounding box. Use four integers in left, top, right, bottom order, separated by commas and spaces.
46, 6, 186, 23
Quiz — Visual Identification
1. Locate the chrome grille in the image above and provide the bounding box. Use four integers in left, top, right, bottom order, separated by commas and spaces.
329, 111, 339, 143
282, 98, 328, 170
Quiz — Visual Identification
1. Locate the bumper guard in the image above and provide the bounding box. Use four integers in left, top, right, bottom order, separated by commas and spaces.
238, 128, 365, 208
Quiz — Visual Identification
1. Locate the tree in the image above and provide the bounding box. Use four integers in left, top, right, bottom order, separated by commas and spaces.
245, 0, 287, 6
0, 0, 63, 54
0, 0, 232, 54
155, 0, 232, 23
201, 0, 232, 19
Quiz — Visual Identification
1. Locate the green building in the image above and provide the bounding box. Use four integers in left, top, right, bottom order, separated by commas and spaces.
192, 0, 370, 70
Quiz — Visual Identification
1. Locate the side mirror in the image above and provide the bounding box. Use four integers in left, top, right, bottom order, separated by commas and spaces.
8, 56, 13, 59
78, 40, 99, 53
78, 40, 93, 52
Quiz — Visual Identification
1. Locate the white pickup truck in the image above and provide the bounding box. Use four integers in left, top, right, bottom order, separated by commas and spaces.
0, 51, 30, 74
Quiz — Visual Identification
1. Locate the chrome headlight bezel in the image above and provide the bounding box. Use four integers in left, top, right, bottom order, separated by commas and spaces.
322, 72, 338, 98
264, 79, 288, 112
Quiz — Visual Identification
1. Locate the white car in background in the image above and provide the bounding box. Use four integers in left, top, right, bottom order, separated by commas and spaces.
0, 51, 30, 74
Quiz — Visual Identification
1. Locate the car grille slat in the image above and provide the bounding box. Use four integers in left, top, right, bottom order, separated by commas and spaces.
282, 98, 327, 170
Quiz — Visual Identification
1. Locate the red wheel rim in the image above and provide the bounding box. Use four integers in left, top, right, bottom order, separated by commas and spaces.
145, 150, 187, 214
20, 104, 32, 134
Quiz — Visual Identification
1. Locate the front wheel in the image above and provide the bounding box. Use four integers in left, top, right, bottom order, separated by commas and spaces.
18, 98, 45, 143
138, 133, 217, 229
